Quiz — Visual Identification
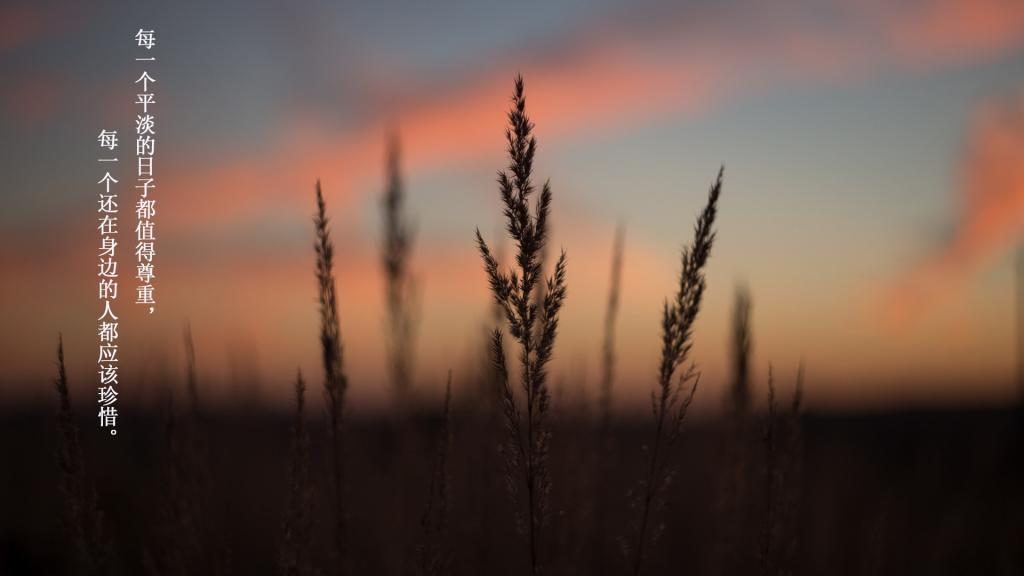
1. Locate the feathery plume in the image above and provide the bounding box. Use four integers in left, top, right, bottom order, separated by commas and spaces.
382, 132, 417, 399
730, 285, 752, 416
599, 224, 625, 440
476, 75, 568, 575
628, 168, 723, 576
314, 180, 349, 573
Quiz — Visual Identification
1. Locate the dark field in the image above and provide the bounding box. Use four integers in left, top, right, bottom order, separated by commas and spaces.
3, 404, 1021, 575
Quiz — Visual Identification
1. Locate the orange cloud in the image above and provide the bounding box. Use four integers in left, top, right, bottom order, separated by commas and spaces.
152, 0, 1024, 236
884, 92, 1024, 326
157, 40, 727, 234
874, 0, 1024, 65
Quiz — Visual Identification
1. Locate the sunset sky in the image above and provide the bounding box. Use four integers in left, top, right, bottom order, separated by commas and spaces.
2, 0, 1023, 412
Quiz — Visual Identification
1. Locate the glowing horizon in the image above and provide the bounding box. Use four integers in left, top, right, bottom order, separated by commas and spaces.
2, 0, 1023, 412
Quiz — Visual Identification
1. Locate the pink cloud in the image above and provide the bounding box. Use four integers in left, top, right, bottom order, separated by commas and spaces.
884, 92, 1024, 326
874, 0, 1024, 66
150, 0, 1024, 235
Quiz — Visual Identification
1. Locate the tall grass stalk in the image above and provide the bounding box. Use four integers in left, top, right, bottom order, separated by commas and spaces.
476, 75, 568, 575
419, 371, 453, 576
629, 168, 723, 576
150, 326, 211, 575
475, 242, 507, 573
715, 283, 754, 574
55, 334, 109, 576
152, 393, 197, 575
599, 224, 625, 440
760, 366, 779, 576
184, 323, 200, 416
730, 286, 752, 416
279, 369, 314, 576
382, 132, 416, 398
314, 180, 349, 573
760, 364, 804, 576
589, 224, 624, 571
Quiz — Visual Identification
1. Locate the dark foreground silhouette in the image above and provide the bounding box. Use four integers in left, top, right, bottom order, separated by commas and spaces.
1, 401, 1021, 576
